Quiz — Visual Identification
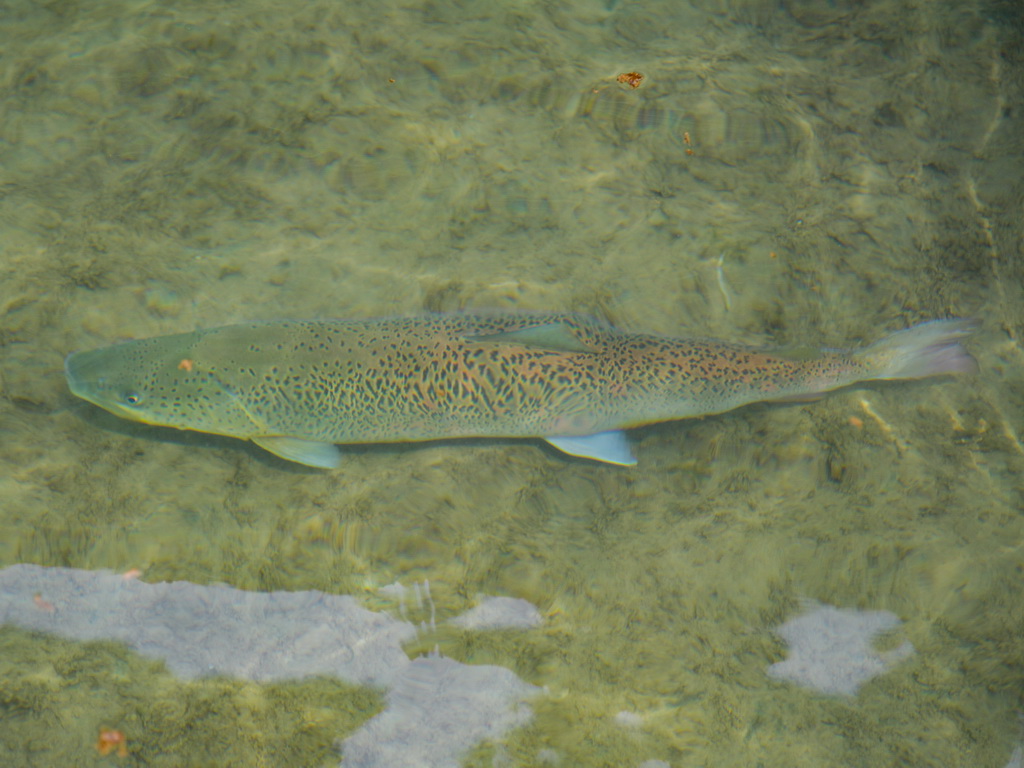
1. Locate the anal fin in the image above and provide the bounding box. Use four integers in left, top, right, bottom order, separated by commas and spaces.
545, 431, 636, 466
252, 436, 342, 469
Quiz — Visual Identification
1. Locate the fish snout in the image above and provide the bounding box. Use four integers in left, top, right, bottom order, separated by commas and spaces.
64, 347, 124, 408
64, 349, 102, 399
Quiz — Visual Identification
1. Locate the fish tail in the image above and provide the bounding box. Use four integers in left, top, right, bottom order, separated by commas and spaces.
856, 319, 979, 380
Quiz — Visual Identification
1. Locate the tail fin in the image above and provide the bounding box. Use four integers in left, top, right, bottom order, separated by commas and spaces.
857, 319, 979, 380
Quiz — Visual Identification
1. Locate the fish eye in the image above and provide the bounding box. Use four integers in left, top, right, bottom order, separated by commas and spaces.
123, 392, 142, 405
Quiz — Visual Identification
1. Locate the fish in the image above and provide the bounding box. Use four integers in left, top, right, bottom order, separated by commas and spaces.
63, 312, 977, 468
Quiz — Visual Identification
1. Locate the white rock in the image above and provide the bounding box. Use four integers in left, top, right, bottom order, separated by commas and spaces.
767, 601, 914, 696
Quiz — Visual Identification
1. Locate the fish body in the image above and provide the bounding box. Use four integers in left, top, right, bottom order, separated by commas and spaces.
64, 312, 977, 467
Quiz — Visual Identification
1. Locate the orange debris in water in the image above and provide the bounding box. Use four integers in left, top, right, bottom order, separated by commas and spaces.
96, 728, 128, 758
32, 593, 55, 613
616, 71, 644, 88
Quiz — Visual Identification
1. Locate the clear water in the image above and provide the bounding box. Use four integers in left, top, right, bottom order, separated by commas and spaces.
1, 0, 1022, 765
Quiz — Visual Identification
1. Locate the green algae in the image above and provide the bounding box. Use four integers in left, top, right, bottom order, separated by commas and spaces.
0, 626, 381, 767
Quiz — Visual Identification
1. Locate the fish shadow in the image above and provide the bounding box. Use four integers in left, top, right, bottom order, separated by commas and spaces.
66, 398, 547, 472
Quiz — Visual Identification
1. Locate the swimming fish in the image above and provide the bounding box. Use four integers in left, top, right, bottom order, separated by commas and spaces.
64, 313, 977, 468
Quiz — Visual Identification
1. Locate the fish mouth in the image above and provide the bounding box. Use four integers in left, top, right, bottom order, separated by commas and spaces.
64, 354, 90, 403
64, 349, 123, 414
64, 350, 96, 402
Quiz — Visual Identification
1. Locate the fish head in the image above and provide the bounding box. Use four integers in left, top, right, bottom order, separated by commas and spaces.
65, 330, 258, 438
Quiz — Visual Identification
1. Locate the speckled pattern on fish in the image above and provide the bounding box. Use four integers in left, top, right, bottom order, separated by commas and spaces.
64, 312, 977, 467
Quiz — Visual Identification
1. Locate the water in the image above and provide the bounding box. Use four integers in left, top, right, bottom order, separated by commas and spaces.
1, 0, 1022, 765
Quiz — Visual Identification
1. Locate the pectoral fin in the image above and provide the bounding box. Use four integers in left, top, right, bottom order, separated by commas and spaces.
468, 323, 593, 353
252, 436, 342, 469
545, 431, 637, 466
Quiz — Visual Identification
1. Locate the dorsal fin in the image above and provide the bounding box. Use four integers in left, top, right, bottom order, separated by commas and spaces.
467, 322, 593, 354
773, 345, 821, 362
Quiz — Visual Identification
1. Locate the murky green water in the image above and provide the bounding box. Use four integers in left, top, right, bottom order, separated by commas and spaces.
1, 0, 1022, 765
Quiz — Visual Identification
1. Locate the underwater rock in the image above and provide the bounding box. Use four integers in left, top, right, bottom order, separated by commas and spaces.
341, 653, 537, 768
0, 563, 413, 686
449, 595, 543, 630
0, 564, 539, 766
767, 601, 914, 696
